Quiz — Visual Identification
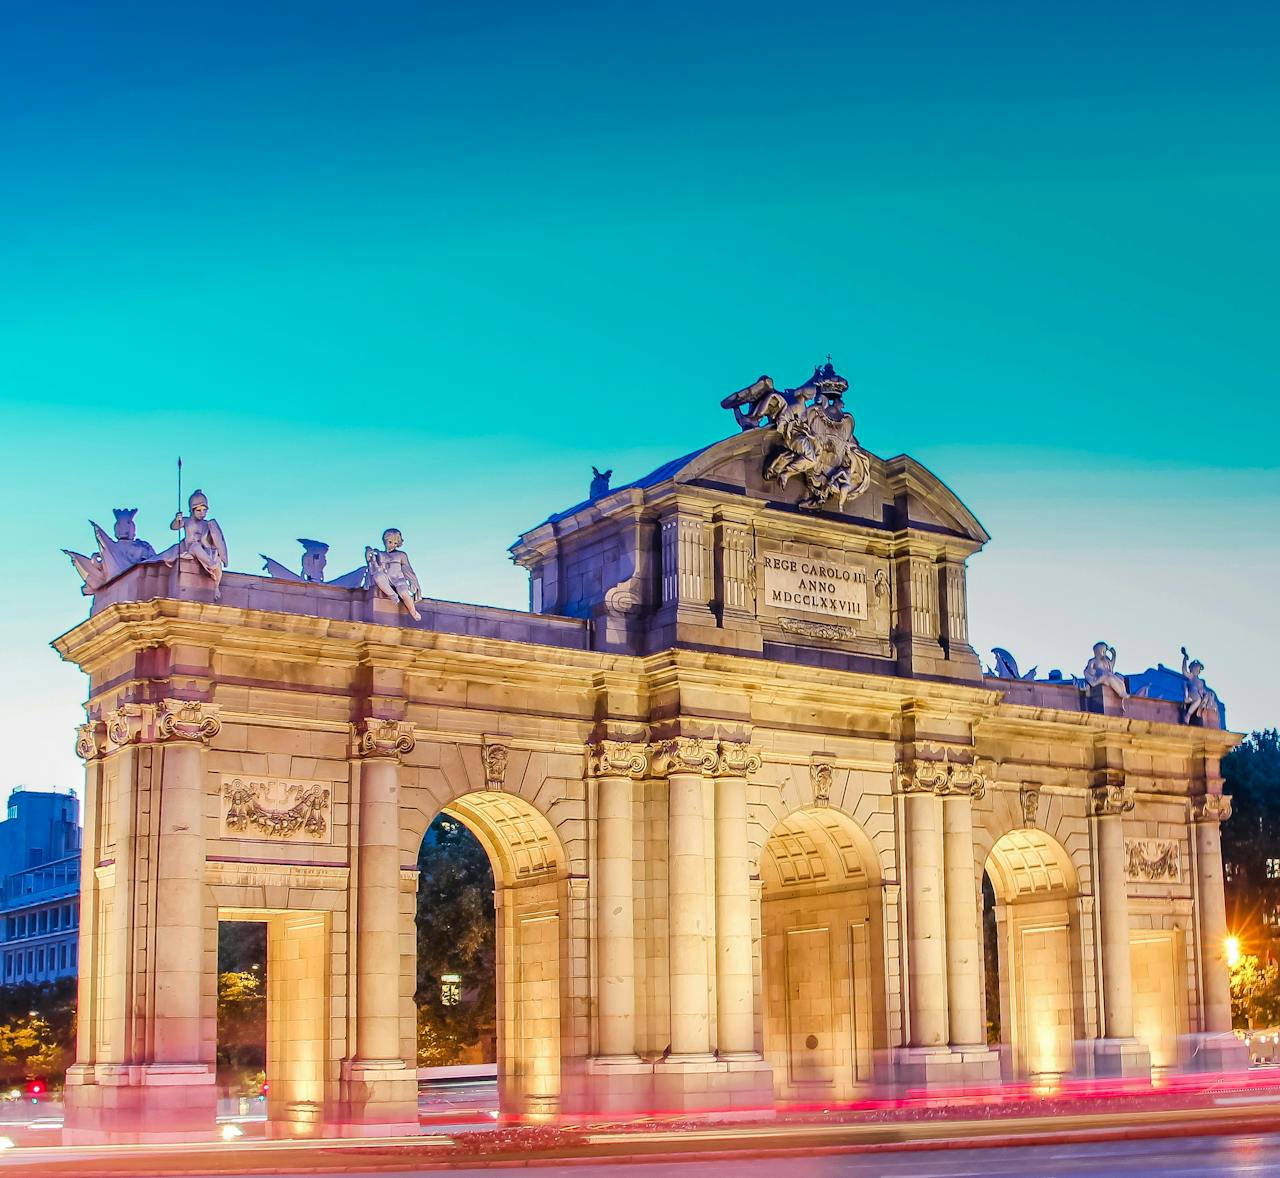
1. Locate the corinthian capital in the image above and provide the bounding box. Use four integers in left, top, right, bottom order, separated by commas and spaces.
713, 740, 762, 777
1191, 793, 1232, 824
156, 698, 221, 744
586, 739, 649, 779
352, 718, 415, 761
649, 736, 718, 778
1091, 782, 1135, 816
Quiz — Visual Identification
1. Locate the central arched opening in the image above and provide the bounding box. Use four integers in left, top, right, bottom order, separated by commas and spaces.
983, 828, 1082, 1081
758, 807, 886, 1101
414, 790, 566, 1118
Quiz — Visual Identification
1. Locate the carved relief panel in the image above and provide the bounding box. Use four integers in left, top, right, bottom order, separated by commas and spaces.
221, 775, 332, 843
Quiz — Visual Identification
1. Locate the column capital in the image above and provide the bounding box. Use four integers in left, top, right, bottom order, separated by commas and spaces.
1191, 792, 1232, 824
712, 740, 762, 778
105, 702, 144, 748
352, 718, 415, 761
586, 738, 649, 779
893, 754, 986, 800
75, 720, 105, 762
155, 698, 222, 744
649, 736, 718, 778
1091, 781, 1135, 816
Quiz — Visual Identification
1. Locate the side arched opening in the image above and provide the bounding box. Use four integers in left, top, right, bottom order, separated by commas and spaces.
416, 790, 567, 1119
758, 808, 886, 1101
983, 829, 1083, 1080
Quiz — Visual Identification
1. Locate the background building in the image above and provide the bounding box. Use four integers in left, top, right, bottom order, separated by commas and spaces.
0, 787, 82, 985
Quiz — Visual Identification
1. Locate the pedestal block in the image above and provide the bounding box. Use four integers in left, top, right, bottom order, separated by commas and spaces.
1080, 1037, 1152, 1079
331, 1060, 420, 1136
62, 1064, 217, 1145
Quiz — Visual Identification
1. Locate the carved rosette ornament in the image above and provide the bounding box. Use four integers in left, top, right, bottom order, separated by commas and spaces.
1191, 793, 1232, 824
352, 718, 416, 761
713, 740, 763, 777
482, 741, 508, 791
586, 739, 649, 779
1090, 782, 1136, 817
810, 759, 834, 807
156, 699, 221, 744
75, 721, 104, 761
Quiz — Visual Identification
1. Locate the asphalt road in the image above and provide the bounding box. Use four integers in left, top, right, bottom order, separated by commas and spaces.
198, 1132, 1280, 1177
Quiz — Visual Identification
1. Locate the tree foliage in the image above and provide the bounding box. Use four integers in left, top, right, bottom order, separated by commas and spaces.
1230, 953, 1280, 1029
0, 978, 76, 1086
415, 815, 496, 1066
216, 924, 266, 1089
1222, 729, 1280, 887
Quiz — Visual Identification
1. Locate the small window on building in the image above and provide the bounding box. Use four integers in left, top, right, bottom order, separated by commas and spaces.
71, 943, 78, 968
60, 944, 68, 969
1267, 858, 1280, 880
440, 973, 461, 1006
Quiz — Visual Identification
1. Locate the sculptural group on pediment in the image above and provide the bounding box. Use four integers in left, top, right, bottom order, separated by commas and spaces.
63, 509, 157, 596
722, 360, 871, 513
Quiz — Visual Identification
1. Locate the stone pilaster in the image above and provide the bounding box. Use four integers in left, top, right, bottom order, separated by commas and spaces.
712, 741, 762, 1058
1188, 793, 1249, 1070
896, 760, 948, 1050
341, 718, 418, 1134
586, 740, 647, 1060
1088, 778, 1151, 1077
64, 699, 220, 1144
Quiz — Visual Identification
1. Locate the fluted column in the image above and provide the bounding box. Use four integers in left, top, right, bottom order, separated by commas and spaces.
587, 740, 647, 1059
1192, 794, 1234, 1034
1092, 781, 1136, 1040
652, 738, 717, 1059
940, 770, 986, 1048
352, 719, 414, 1064
897, 761, 948, 1047
713, 741, 761, 1058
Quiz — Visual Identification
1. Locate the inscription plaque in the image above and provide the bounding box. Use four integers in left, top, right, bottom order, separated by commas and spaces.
762, 555, 868, 623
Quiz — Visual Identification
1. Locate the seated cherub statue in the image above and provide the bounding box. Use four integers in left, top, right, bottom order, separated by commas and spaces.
365, 528, 423, 621
1181, 646, 1221, 725
1083, 641, 1129, 698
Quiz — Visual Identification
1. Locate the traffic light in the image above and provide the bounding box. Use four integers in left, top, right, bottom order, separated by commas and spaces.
27, 1078, 45, 1103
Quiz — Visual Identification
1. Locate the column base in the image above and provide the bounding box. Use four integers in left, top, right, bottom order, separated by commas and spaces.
1078, 1037, 1152, 1079
650, 1051, 775, 1114
894, 1046, 1001, 1088
561, 1055, 656, 1116
330, 1059, 418, 1136
1181, 1031, 1250, 1074
62, 1063, 217, 1144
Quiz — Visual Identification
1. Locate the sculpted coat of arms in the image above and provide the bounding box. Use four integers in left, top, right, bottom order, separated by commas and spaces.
721, 361, 871, 512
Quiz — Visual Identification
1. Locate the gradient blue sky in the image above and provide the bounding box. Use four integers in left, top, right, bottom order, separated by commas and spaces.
3, 1, 1277, 791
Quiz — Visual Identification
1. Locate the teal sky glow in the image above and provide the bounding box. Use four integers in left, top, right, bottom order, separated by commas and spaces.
2, 1, 1277, 790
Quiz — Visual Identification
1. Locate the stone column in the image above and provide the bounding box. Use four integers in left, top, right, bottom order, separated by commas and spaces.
713, 742, 761, 1058
1191, 794, 1234, 1035
899, 766, 948, 1049
1092, 782, 1135, 1040
153, 737, 210, 1063
343, 718, 418, 1133
654, 738, 717, 1059
587, 741, 647, 1059
940, 777, 985, 1049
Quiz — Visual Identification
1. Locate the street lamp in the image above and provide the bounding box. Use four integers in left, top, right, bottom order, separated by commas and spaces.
1226, 935, 1242, 968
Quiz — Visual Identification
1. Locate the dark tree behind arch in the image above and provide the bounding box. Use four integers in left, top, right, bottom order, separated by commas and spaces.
415, 814, 496, 1065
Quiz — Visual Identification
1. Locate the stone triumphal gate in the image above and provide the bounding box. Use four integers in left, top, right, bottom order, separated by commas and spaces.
57, 364, 1243, 1141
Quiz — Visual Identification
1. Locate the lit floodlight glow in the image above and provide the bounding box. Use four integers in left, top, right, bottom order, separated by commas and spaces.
0, 1137, 13, 1151
1226, 935, 1242, 967
220, 1123, 244, 1141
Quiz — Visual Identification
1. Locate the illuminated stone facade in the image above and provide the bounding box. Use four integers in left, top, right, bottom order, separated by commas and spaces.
55, 388, 1243, 1140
